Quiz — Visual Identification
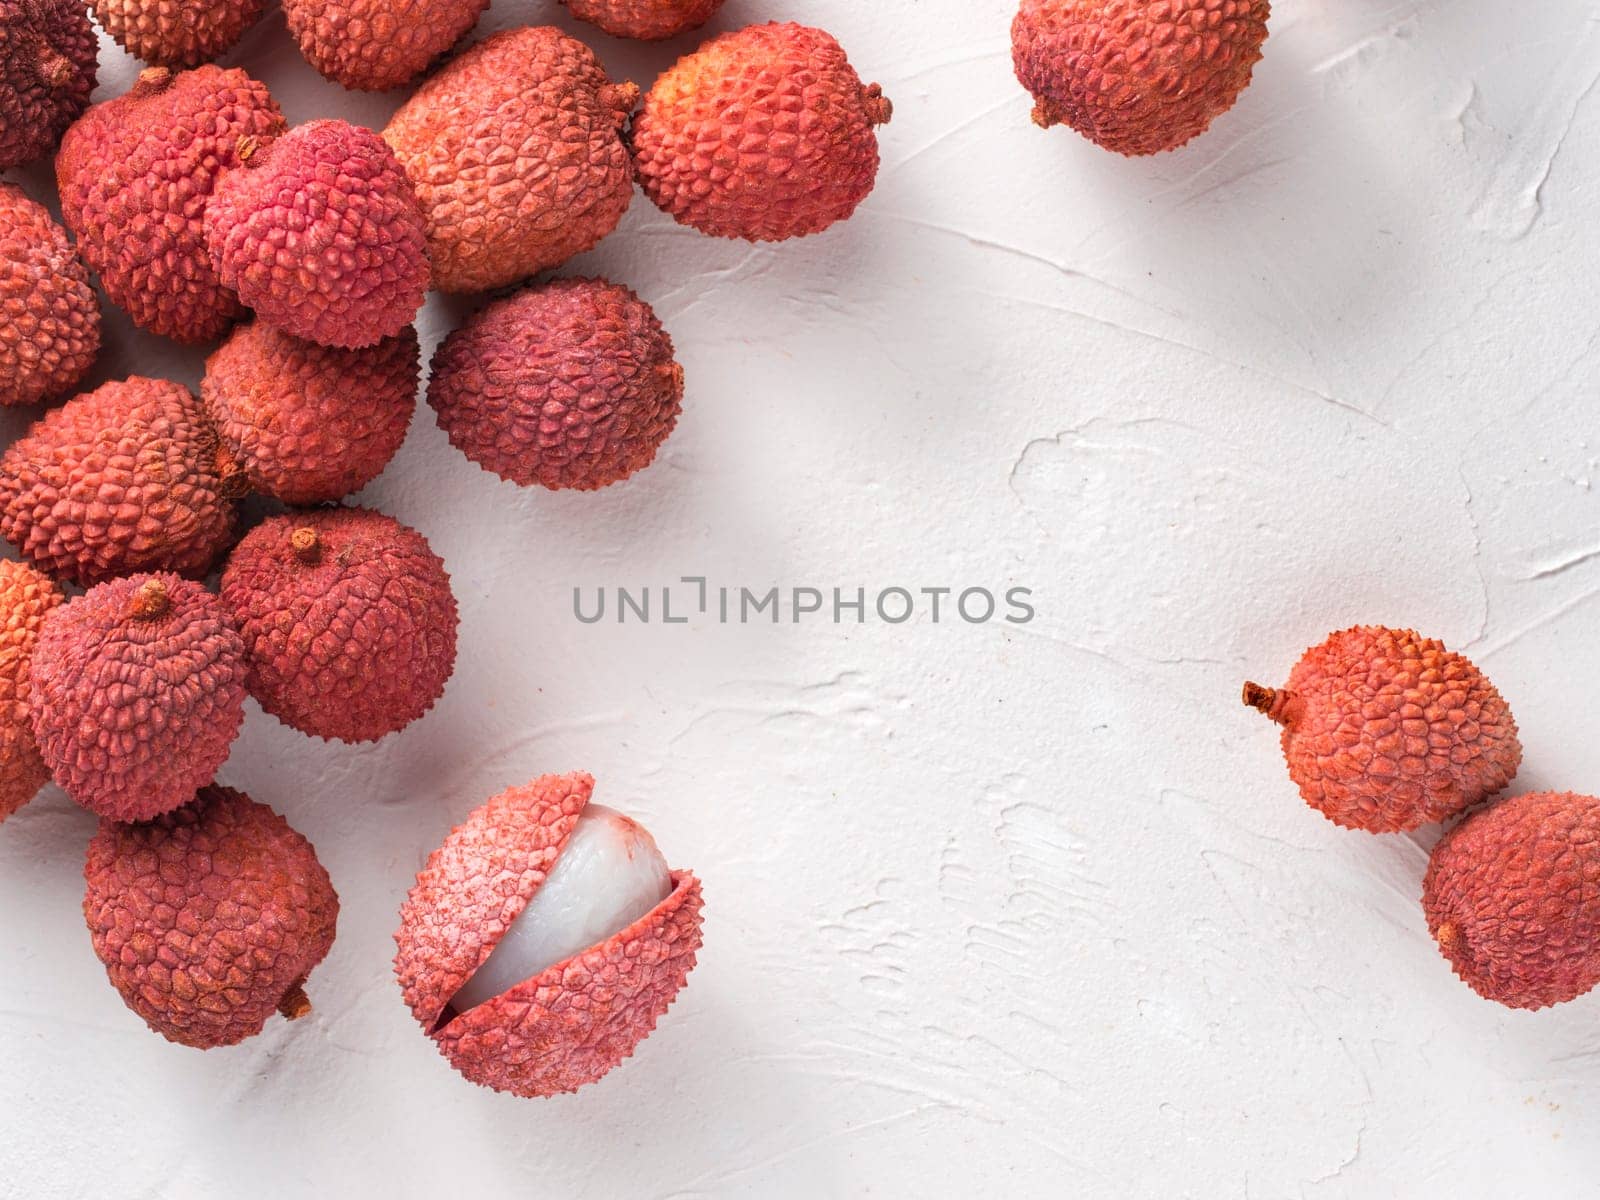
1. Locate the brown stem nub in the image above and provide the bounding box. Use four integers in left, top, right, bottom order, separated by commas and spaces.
861, 83, 893, 127
131, 66, 173, 98
601, 81, 641, 125
1242, 682, 1295, 725
277, 982, 311, 1021
37, 49, 73, 88
1031, 100, 1062, 131
290, 527, 321, 563
1434, 922, 1458, 951
127, 578, 170, 621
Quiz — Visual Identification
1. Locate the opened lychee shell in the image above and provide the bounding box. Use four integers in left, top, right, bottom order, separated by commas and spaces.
394, 771, 704, 1098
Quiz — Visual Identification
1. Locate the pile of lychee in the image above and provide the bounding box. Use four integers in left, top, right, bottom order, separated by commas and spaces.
0, 1, 896, 1098
1245, 627, 1600, 1012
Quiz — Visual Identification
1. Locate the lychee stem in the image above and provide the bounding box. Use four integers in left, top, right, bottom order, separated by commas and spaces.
1031, 100, 1062, 130
127, 578, 169, 621
601, 81, 641, 125
861, 84, 893, 126
36, 48, 73, 88
130, 66, 173, 98
236, 134, 262, 164
277, 982, 311, 1021
1242, 682, 1296, 725
290, 528, 321, 563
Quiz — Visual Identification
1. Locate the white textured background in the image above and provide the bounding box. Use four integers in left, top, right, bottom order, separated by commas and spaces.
4, 0, 1600, 1195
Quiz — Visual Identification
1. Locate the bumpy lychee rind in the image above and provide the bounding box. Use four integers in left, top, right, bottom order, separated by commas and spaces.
1011, 0, 1271, 156
1244, 626, 1521, 833
205, 120, 430, 349
394, 772, 705, 1098
0, 560, 64, 822
84, 786, 339, 1048
56, 65, 285, 343
202, 323, 418, 504
284, 0, 489, 91
428, 279, 683, 490
562, 0, 724, 40
0, 377, 242, 586
90, 0, 266, 67
0, 182, 100, 407
383, 27, 637, 293
219, 508, 458, 743
1423, 791, 1600, 1010
31, 574, 248, 821
0, 0, 96, 170
631, 22, 892, 242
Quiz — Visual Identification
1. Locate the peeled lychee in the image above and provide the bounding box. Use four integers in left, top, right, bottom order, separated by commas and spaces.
84, 785, 339, 1048
56, 65, 286, 343
1424, 791, 1600, 1010
219, 508, 458, 743
205, 119, 430, 349
1243, 626, 1521, 833
1012, 0, 1271, 156
0, 182, 100, 407
427, 279, 683, 490
284, 0, 489, 91
0, 0, 97, 171
394, 771, 704, 1098
202, 322, 418, 504
90, 0, 266, 68
382, 27, 638, 293
0, 377, 243, 586
632, 22, 892, 242
562, 0, 724, 40
0, 560, 64, 822
31, 574, 247, 821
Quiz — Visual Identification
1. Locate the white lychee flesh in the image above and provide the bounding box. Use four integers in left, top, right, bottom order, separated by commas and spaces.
449, 804, 673, 1012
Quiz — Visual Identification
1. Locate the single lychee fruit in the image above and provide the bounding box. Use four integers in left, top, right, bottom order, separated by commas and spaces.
1424, 791, 1600, 1010
201, 322, 418, 504
427, 279, 683, 491
0, 560, 64, 823
0, 0, 97, 170
219, 508, 458, 743
1012, 0, 1271, 156
31, 574, 248, 821
90, 0, 266, 68
0, 182, 100, 407
394, 771, 704, 1098
382, 27, 638, 293
562, 0, 724, 40
284, 0, 489, 91
1243, 626, 1521, 833
0, 377, 244, 586
84, 785, 339, 1048
56, 65, 286, 343
205, 120, 430, 349
631, 22, 893, 242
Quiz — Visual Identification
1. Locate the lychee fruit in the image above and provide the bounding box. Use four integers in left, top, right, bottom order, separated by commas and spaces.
201, 322, 418, 504
219, 508, 458, 744
382, 27, 638, 293
394, 771, 704, 1098
427, 279, 683, 491
631, 22, 893, 242
31, 574, 248, 821
1243, 626, 1521, 833
0, 0, 97, 171
1424, 791, 1600, 1010
56, 65, 286, 343
205, 119, 430, 349
1012, 0, 1271, 156
90, 0, 266, 68
84, 785, 339, 1048
562, 0, 724, 41
0, 560, 64, 823
0, 376, 244, 586
0, 182, 100, 407
284, 0, 489, 91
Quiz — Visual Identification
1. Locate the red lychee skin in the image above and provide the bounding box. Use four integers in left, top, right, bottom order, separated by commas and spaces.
202, 322, 418, 504
427, 279, 683, 491
394, 772, 705, 1098
55, 65, 286, 343
84, 785, 339, 1048
205, 120, 430, 349
31, 574, 248, 821
631, 22, 893, 242
1243, 626, 1521, 833
219, 508, 458, 743
0, 0, 97, 171
562, 0, 724, 40
0, 560, 64, 822
1011, 0, 1271, 156
90, 0, 266, 68
0, 182, 101, 407
0, 377, 243, 587
382, 27, 638, 293
284, 0, 489, 91
1423, 791, 1600, 1010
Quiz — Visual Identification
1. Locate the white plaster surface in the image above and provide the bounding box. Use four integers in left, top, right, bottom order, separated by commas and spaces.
3, 0, 1600, 1195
